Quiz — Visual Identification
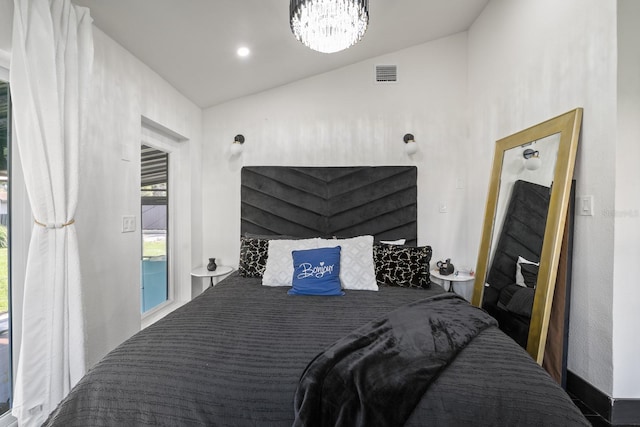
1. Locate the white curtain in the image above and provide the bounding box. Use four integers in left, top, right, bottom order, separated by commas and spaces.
10, 0, 93, 425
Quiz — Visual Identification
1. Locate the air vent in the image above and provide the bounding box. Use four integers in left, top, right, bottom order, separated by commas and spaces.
375, 65, 397, 83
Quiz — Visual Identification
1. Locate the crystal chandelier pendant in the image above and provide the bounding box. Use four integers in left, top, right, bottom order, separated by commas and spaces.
290, 0, 369, 54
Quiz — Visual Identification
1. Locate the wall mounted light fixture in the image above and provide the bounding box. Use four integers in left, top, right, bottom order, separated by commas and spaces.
403, 133, 418, 155
230, 134, 245, 156
523, 148, 541, 170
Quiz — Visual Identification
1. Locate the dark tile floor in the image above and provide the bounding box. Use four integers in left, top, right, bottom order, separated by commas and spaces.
570, 393, 611, 427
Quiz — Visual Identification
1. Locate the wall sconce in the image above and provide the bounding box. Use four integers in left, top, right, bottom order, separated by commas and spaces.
523, 148, 541, 170
403, 133, 418, 155
230, 134, 245, 156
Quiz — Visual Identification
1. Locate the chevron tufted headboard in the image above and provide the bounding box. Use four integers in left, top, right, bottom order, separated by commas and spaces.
240, 166, 417, 246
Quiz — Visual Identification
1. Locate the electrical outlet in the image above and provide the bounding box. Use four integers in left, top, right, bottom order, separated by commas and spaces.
122, 215, 136, 232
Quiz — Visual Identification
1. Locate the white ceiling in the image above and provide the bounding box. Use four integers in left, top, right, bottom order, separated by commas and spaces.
72, 0, 489, 108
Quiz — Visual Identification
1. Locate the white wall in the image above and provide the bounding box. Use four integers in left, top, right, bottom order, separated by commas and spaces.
0, 3, 203, 369
202, 33, 472, 273
613, 0, 640, 398
79, 28, 203, 367
468, 0, 618, 395
0, 0, 11, 53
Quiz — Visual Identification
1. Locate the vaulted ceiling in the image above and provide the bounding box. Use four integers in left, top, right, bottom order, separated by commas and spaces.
72, 0, 489, 108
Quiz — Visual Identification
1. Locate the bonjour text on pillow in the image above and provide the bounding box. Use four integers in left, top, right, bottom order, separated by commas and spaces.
288, 246, 344, 296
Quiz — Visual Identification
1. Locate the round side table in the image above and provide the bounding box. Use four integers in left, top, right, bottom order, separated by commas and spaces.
191, 265, 234, 293
430, 270, 475, 302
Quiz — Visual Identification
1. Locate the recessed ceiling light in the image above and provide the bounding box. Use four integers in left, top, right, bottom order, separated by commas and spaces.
237, 47, 250, 57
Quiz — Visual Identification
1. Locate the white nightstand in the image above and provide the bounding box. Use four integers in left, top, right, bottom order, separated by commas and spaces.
191, 265, 234, 293
430, 269, 475, 302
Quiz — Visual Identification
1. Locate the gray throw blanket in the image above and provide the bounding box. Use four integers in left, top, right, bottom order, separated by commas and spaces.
293, 293, 498, 427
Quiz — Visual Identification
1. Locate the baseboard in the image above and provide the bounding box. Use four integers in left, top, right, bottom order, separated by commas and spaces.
567, 370, 640, 425
612, 399, 640, 425
567, 370, 611, 420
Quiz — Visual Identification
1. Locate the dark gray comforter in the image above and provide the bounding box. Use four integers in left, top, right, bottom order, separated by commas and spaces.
44, 273, 588, 426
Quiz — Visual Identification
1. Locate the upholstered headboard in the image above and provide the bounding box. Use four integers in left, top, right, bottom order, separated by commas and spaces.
241, 166, 417, 246
486, 179, 551, 291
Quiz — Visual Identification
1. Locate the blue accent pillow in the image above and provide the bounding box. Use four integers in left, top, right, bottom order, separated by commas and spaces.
288, 246, 344, 296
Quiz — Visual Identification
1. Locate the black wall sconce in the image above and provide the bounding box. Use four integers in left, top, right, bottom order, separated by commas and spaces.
522, 148, 541, 170
231, 134, 245, 156
403, 133, 418, 155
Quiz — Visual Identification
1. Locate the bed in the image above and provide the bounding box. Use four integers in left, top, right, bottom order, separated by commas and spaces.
44, 167, 588, 426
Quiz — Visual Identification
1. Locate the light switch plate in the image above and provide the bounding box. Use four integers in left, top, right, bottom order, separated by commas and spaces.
122, 215, 136, 232
578, 196, 594, 216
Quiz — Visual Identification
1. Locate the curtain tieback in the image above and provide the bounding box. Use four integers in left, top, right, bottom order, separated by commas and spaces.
34, 219, 76, 229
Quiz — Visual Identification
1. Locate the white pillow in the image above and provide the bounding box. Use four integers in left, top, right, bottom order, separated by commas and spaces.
262, 238, 319, 287
318, 235, 378, 291
380, 239, 406, 245
515, 256, 539, 287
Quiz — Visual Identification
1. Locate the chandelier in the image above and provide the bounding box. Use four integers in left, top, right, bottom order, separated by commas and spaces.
290, 0, 369, 54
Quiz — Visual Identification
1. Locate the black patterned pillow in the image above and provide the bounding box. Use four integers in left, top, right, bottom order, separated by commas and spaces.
238, 237, 269, 278
373, 244, 432, 289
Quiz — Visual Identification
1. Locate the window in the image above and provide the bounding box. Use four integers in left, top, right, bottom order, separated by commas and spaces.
0, 80, 11, 416
141, 145, 169, 313
139, 119, 190, 327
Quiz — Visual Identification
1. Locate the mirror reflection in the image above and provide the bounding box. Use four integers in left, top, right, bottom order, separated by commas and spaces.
483, 134, 560, 348
472, 108, 582, 366
491, 134, 560, 254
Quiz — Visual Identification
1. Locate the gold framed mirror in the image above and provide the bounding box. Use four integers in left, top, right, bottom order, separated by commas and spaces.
471, 108, 583, 364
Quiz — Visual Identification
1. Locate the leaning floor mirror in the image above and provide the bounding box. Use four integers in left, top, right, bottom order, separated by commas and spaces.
471, 108, 583, 367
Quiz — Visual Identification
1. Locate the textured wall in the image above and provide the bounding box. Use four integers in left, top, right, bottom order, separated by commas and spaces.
78, 28, 202, 367
614, 0, 640, 398
0, 13, 203, 370
202, 33, 472, 274
0, 0, 11, 52
467, 0, 618, 395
